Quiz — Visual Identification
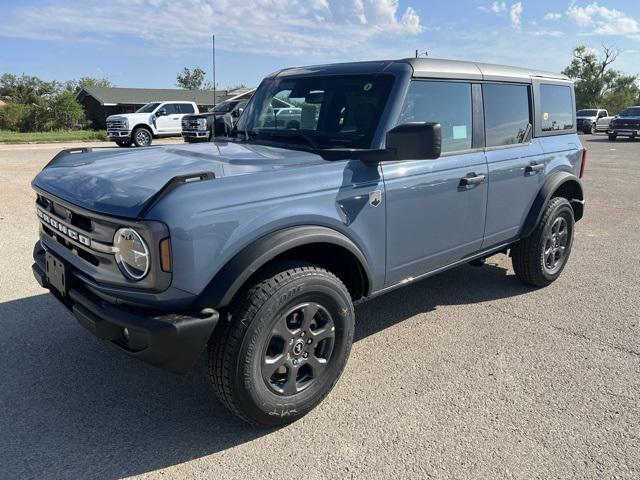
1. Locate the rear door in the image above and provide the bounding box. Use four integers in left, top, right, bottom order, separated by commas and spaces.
481, 82, 546, 247
382, 80, 488, 285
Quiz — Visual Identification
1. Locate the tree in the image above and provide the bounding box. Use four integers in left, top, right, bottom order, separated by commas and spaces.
176, 67, 207, 89
65, 77, 114, 93
563, 45, 639, 114
46, 91, 85, 129
0, 73, 59, 104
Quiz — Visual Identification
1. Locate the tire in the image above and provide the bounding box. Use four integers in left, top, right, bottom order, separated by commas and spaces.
590, 123, 596, 134
115, 139, 132, 147
132, 127, 153, 147
512, 197, 575, 287
608, 133, 617, 141
208, 261, 354, 427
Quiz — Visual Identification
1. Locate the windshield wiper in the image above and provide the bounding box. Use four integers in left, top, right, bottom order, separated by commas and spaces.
266, 130, 321, 149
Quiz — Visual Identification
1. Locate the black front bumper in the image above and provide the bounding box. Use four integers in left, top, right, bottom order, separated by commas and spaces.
32, 245, 219, 374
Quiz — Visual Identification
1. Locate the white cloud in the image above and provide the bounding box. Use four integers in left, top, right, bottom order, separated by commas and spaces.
543, 12, 562, 21
510, 2, 523, 31
566, 2, 639, 38
491, 1, 507, 13
0, 0, 425, 58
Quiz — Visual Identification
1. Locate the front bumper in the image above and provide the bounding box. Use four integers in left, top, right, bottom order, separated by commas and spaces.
182, 129, 210, 140
32, 243, 218, 374
107, 130, 131, 140
609, 128, 640, 137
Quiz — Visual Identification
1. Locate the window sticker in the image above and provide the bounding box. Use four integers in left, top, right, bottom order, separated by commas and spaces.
452, 125, 467, 139
543, 112, 549, 120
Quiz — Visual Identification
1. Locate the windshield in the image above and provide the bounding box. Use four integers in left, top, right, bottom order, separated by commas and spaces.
576, 109, 598, 116
619, 107, 640, 117
235, 74, 395, 150
212, 101, 239, 113
136, 102, 161, 113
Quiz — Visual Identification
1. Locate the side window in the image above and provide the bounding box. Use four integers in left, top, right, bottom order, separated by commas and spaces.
162, 103, 178, 115
539, 84, 574, 132
398, 81, 472, 153
176, 103, 195, 114
483, 84, 531, 146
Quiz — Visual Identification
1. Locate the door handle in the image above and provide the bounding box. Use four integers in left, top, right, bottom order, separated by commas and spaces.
460, 174, 486, 186
172, 116, 179, 120
526, 163, 545, 173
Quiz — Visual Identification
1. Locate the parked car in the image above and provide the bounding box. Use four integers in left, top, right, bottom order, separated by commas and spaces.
595, 114, 614, 132
576, 108, 608, 134
182, 99, 249, 143
608, 106, 640, 141
32, 58, 585, 426
106, 101, 199, 147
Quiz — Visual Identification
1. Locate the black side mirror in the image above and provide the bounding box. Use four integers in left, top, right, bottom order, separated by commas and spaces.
156, 108, 167, 117
232, 109, 241, 118
385, 122, 441, 160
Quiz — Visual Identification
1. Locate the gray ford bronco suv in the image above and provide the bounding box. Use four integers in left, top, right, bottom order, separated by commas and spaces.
32, 58, 585, 426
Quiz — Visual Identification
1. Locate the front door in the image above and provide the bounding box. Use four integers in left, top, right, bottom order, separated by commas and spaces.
382, 80, 488, 285
155, 103, 182, 134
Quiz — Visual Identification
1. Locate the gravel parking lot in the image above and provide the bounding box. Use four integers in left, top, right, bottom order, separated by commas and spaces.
0, 135, 638, 479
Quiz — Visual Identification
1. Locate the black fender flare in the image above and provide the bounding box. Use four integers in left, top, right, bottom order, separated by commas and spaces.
520, 171, 584, 238
197, 225, 373, 309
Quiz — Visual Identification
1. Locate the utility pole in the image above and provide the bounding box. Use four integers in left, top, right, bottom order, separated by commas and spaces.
212, 34, 216, 105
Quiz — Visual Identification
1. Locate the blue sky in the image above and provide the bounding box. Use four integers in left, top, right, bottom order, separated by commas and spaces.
0, 0, 639, 90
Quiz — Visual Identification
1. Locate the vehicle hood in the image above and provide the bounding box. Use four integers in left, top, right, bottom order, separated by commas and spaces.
32, 141, 326, 218
576, 115, 597, 121
106, 113, 153, 123
613, 115, 640, 121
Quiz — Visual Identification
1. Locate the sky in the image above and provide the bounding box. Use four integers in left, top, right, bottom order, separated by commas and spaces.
0, 0, 639, 90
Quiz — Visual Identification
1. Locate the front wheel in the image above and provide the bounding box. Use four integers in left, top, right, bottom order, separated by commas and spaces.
511, 197, 575, 287
132, 127, 153, 147
208, 261, 354, 426
590, 123, 596, 134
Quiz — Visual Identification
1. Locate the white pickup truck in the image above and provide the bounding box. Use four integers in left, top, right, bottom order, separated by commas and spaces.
106, 101, 200, 147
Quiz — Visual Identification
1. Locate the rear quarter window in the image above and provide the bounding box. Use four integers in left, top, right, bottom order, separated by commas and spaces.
539, 84, 574, 132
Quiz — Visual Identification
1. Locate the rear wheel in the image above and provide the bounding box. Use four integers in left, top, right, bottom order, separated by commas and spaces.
208, 261, 354, 426
512, 197, 574, 287
132, 127, 153, 147
608, 133, 617, 141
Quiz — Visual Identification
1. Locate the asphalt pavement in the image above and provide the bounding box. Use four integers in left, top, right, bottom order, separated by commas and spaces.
0, 135, 638, 479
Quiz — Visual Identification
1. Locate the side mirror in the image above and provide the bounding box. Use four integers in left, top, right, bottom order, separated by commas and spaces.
232, 109, 241, 118
213, 115, 233, 137
385, 122, 441, 160
156, 108, 167, 117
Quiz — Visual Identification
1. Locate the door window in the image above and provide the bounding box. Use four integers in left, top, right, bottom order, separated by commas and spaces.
176, 103, 195, 114
398, 81, 473, 153
162, 104, 178, 115
539, 84, 574, 132
483, 84, 531, 146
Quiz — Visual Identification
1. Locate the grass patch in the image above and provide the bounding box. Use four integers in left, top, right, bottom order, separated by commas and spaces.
0, 130, 108, 143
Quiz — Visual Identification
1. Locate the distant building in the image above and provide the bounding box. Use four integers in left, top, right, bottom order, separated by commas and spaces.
76, 86, 254, 128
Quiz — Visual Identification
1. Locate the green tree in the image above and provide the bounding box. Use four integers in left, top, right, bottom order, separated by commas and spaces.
0, 73, 59, 104
65, 76, 114, 93
176, 67, 207, 89
46, 91, 85, 129
562, 45, 639, 114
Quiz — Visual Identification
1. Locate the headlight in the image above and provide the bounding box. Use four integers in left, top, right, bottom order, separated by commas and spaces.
114, 228, 150, 281
122, 118, 129, 128
197, 118, 207, 129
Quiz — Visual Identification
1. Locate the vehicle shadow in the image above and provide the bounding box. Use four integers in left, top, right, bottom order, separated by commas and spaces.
0, 261, 533, 479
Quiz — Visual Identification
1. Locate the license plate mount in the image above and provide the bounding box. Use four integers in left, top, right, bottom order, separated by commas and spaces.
46, 251, 70, 296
